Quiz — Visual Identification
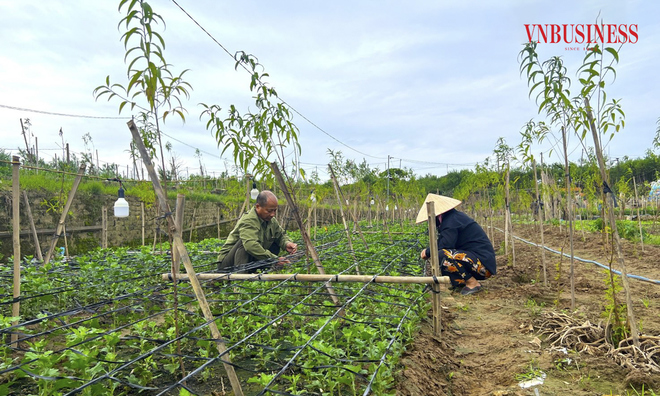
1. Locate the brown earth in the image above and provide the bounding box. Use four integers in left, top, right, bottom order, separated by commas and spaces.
395, 223, 660, 396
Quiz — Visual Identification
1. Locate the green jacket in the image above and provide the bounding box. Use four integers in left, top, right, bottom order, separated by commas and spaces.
217, 207, 292, 261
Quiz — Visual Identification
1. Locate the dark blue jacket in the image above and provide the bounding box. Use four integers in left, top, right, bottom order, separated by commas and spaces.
425, 209, 496, 275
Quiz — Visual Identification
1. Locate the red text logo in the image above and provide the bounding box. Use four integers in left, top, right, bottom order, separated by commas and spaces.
524, 24, 638, 44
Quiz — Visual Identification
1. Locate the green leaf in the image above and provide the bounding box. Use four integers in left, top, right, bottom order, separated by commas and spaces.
605, 46, 619, 63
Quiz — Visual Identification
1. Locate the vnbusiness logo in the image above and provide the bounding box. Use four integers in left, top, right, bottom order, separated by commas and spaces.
524, 24, 639, 45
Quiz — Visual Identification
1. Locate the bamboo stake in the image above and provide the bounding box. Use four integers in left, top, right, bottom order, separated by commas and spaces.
174, 194, 185, 273
426, 201, 442, 337
11, 156, 21, 347
163, 273, 451, 284
44, 163, 86, 265
313, 201, 317, 240
152, 205, 158, 253
217, 207, 221, 239
270, 162, 341, 307
305, 203, 313, 244
352, 199, 369, 249
22, 190, 43, 261
633, 177, 644, 253
101, 206, 108, 249
63, 224, 69, 257
188, 206, 196, 243
127, 120, 244, 396
585, 97, 639, 348
238, 177, 249, 215
141, 202, 145, 245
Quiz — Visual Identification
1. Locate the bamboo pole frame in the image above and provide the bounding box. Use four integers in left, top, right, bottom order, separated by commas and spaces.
127, 120, 244, 396
162, 273, 450, 284
11, 156, 21, 347
43, 163, 86, 265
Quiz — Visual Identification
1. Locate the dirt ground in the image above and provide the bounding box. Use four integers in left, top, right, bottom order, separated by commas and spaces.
395, 223, 660, 396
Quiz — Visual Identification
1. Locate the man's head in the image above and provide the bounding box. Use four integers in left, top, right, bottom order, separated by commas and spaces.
255, 190, 278, 222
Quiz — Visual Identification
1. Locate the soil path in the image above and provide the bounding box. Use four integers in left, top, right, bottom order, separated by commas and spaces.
396, 223, 660, 396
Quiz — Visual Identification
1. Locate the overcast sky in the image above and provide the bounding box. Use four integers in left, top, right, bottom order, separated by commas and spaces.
1, 0, 658, 182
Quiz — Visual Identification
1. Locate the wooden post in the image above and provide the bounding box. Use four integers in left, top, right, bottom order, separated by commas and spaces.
238, 177, 250, 215
66, 142, 70, 163
352, 199, 369, 249
101, 206, 108, 249
270, 162, 341, 307
43, 163, 86, 265
426, 201, 442, 337
585, 97, 639, 348
22, 191, 43, 261
141, 202, 145, 246
127, 120, 244, 396
189, 206, 196, 243
313, 201, 317, 240
152, 205, 159, 253
11, 156, 21, 347
633, 177, 644, 253
63, 224, 69, 257
328, 165, 359, 274
306, 203, 313, 244
217, 207, 221, 239
174, 194, 185, 274
383, 216, 393, 243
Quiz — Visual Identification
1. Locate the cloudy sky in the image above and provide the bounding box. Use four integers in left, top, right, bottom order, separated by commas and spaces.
1, 0, 658, 181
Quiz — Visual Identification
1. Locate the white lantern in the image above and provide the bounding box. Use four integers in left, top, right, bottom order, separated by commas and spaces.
114, 187, 129, 218
250, 182, 259, 200
370, 197, 375, 205
310, 192, 316, 202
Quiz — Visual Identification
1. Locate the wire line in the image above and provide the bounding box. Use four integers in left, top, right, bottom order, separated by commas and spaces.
0, 104, 131, 120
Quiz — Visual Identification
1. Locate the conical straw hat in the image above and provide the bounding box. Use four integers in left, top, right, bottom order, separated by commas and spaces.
415, 194, 462, 224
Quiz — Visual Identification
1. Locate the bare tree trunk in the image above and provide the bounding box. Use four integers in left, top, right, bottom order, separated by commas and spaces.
561, 127, 576, 310
585, 98, 639, 348
532, 159, 547, 286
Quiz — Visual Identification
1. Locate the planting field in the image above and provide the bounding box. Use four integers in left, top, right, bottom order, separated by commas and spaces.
1, 219, 659, 395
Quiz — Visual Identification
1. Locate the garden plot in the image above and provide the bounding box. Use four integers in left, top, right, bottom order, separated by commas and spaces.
0, 224, 432, 395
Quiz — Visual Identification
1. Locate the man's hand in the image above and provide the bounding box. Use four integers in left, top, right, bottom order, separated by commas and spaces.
272, 257, 291, 270
420, 249, 428, 260
285, 242, 298, 254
